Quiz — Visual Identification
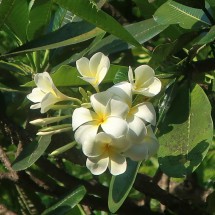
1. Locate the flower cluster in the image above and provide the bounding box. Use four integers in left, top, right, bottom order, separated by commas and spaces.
27, 52, 161, 176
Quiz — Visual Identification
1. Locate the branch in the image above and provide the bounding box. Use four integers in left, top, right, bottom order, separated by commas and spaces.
134, 173, 208, 215
189, 58, 215, 74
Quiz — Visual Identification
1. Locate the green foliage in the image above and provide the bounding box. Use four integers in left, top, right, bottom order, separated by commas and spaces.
0, 0, 214, 214
108, 159, 141, 213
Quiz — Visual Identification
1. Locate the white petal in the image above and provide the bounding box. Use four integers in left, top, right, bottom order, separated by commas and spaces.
134, 65, 155, 87
30, 103, 41, 109
27, 88, 45, 103
72, 107, 97, 131
126, 115, 147, 143
111, 136, 131, 152
86, 155, 109, 175
90, 91, 112, 116
101, 116, 128, 138
80, 76, 96, 86
142, 78, 162, 97
96, 66, 109, 85
107, 82, 132, 107
131, 102, 156, 125
108, 152, 127, 175
35, 72, 55, 93
76, 57, 91, 77
128, 66, 134, 85
89, 52, 110, 78
125, 125, 159, 161
41, 92, 60, 113
108, 97, 129, 118
74, 122, 98, 145
82, 132, 111, 157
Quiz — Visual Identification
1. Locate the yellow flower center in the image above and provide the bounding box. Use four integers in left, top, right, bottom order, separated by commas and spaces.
97, 115, 107, 126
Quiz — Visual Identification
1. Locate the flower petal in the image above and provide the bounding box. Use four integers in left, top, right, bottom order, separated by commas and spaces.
72, 107, 97, 130
141, 77, 162, 97
101, 116, 128, 138
90, 91, 112, 116
76, 57, 91, 77
125, 125, 159, 161
35, 72, 55, 93
108, 97, 129, 118
82, 132, 111, 157
108, 152, 127, 175
89, 52, 110, 78
134, 65, 155, 88
128, 66, 134, 85
107, 82, 132, 107
30, 103, 41, 109
126, 115, 147, 143
74, 121, 98, 145
41, 92, 60, 113
86, 155, 109, 175
131, 102, 156, 125
27, 88, 45, 103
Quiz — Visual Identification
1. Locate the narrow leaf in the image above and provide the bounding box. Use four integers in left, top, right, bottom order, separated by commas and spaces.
55, 0, 141, 47
158, 83, 213, 177
23, 64, 128, 87
0, 0, 16, 30
12, 135, 52, 171
42, 186, 86, 215
197, 25, 215, 44
27, 0, 53, 40
2, 21, 103, 57
108, 159, 141, 213
153, 0, 210, 29
89, 18, 168, 55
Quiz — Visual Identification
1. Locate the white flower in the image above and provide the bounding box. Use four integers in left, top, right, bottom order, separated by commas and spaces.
108, 82, 156, 143
72, 91, 129, 145
128, 65, 161, 97
83, 132, 129, 175
124, 125, 159, 161
27, 72, 69, 113
76, 52, 110, 91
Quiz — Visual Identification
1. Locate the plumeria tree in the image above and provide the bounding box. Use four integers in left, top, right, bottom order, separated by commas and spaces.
0, 0, 214, 214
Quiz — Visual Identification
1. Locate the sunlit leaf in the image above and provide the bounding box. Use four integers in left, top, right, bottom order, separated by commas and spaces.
89, 18, 168, 55
54, 0, 141, 47
42, 186, 86, 215
1, 21, 103, 57
108, 159, 141, 213
23, 64, 128, 87
197, 25, 215, 44
154, 0, 210, 29
12, 135, 52, 171
158, 82, 213, 177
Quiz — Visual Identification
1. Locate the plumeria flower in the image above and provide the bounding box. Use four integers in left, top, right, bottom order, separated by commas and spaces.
108, 82, 156, 143
83, 132, 129, 175
128, 65, 161, 97
72, 91, 129, 145
27, 72, 78, 113
76, 52, 110, 91
124, 125, 159, 161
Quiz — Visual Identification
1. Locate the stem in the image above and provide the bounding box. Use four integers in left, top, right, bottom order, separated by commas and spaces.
67, 96, 82, 104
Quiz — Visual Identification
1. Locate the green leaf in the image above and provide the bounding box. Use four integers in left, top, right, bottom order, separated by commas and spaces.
27, 0, 53, 40
12, 135, 52, 171
5, 0, 29, 42
153, 0, 210, 29
23, 64, 128, 87
42, 186, 86, 215
158, 83, 213, 177
197, 25, 215, 44
2, 21, 103, 57
0, 0, 16, 30
54, 0, 141, 47
89, 18, 168, 55
108, 159, 141, 213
